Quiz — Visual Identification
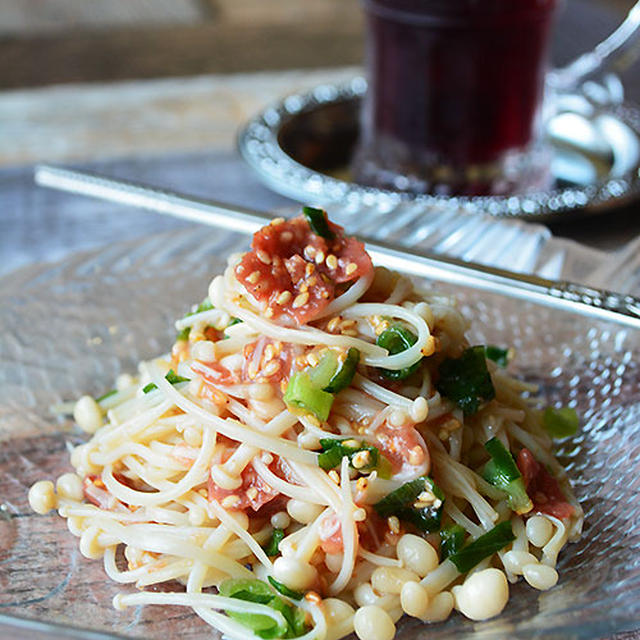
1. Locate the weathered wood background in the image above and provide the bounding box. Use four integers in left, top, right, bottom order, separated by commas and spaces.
0, 0, 635, 89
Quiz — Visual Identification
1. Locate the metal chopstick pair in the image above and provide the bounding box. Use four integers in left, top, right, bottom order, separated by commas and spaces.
34, 164, 640, 329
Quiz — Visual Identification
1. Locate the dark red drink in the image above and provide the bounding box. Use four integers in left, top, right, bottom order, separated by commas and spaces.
354, 0, 558, 195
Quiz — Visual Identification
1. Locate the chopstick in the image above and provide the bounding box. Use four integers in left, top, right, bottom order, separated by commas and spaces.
34, 164, 640, 329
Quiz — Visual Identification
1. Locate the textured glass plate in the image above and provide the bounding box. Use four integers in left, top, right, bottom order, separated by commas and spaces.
1, 227, 639, 640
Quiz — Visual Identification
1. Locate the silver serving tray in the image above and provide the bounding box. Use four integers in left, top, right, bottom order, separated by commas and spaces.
237, 77, 640, 220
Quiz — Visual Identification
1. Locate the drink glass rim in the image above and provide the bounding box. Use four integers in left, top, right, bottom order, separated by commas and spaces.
361, 0, 557, 28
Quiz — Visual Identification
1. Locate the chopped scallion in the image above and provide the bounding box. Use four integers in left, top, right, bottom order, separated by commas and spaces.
317, 438, 386, 475
543, 406, 579, 438
283, 372, 334, 422
262, 528, 285, 557
142, 369, 191, 394
376, 324, 422, 380
309, 348, 360, 394
448, 521, 515, 573
440, 524, 466, 561
302, 206, 334, 240
483, 437, 532, 515
374, 476, 444, 533
176, 326, 191, 341
484, 345, 510, 368
218, 578, 309, 639
436, 345, 495, 415
267, 576, 304, 601
96, 389, 117, 403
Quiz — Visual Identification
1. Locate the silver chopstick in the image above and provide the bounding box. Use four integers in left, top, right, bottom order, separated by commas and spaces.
34, 164, 640, 329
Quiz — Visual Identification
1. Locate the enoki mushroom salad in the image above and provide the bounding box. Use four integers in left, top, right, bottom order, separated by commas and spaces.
29, 209, 583, 640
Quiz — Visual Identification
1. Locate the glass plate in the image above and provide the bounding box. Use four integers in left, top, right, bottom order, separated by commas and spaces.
1, 226, 639, 640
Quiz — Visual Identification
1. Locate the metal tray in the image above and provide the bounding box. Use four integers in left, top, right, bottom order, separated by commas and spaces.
238, 77, 640, 220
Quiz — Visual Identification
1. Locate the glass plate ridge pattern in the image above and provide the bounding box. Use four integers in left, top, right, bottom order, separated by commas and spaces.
1, 227, 639, 639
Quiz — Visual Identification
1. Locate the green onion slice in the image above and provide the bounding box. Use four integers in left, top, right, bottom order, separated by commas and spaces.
448, 521, 515, 573
483, 437, 532, 515
543, 407, 579, 438
436, 345, 495, 415
262, 528, 285, 557
218, 579, 288, 638
143, 369, 191, 394
302, 206, 334, 240
484, 345, 510, 368
440, 524, 466, 561
376, 324, 422, 380
176, 326, 191, 341
96, 389, 117, 403
374, 476, 445, 533
218, 578, 308, 639
317, 438, 388, 476
309, 348, 360, 394
283, 372, 334, 422
267, 576, 304, 601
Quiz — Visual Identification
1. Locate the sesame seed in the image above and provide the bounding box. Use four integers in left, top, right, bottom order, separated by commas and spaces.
305, 263, 315, 276
356, 477, 369, 492
263, 361, 281, 376
257, 250, 272, 265
417, 490, 436, 504
264, 308, 274, 318
276, 290, 292, 305
221, 495, 241, 509
421, 336, 436, 357
327, 316, 341, 332
341, 329, 358, 337
375, 321, 391, 336
328, 470, 340, 484
246, 487, 259, 501
307, 276, 317, 286
292, 292, 310, 308
352, 450, 371, 469
300, 283, 309, 293
248, 363, 259, 379
304, 245, 317, 259
315, 250, 325, 265
247, 271, 261, 284
388, 516, 400, 534
346, 262, 358, 276
271, 217, 285, 225
321, 290, 330, 299
264, 345, 275, 362
326, 254, 338, 270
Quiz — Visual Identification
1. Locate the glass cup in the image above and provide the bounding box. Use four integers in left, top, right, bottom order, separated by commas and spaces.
353, 0, 640, 196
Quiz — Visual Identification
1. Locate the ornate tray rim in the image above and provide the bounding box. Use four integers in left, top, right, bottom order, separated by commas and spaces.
237, 77, 640, 220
